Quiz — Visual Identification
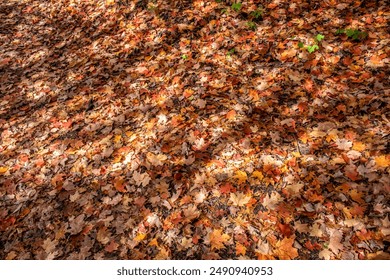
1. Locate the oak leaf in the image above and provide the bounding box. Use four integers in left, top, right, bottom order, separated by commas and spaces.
233, 170, 247, 184
235, 243, 247, 256
133, 171, 151, 186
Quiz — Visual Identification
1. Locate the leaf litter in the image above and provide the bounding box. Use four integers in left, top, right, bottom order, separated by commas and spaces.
0, 0, 389, 259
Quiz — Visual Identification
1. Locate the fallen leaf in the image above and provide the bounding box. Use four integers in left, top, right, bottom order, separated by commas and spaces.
230, 192, 251, 207
274, 237, 298, 260
207, 229, 230, 250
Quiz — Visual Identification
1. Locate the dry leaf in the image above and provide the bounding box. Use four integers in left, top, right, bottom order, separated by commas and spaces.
274, 237, 298, 260
230, 192, 251, 207
207, 229, 230, 250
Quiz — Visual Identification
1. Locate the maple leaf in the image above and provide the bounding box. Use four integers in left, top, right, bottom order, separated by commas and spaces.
114, 177, 126, 193
146, 152, 167, 166
262, 192, 281, 210
233, 170, 247, 184
230, 192, 251, 207
220, 182, 235, 194
235, 243, 247, 256
207, 229, 230, 250
335, 139, 352, 150
251, 170, 264, 180
183, 205, 200, 222
375, 155, 389, 168
226, 110, 236, 120
274, 237, 298, 260
134, 233, 147, 242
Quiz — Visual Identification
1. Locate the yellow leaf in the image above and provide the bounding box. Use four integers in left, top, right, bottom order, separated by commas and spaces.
352, 141, 365, 151
114, 134, 122, 143
134, 233, 147, 242
326, 129, 338, 143
226, 110, 236, 120
0, 166, 9, 174
375, 155, 389, 168
234, 170, 247, 184
252, 170, 264, 180
148, 238, 159, 247
236, 243, 247, 256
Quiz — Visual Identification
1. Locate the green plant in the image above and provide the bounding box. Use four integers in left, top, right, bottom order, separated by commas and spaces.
298, 33, 324, 53
227, 48, 235, 57
315, 34, 324, 42
181, 54, 188, 60
246, 21, 256, 30
231, 2, 242, 12
306, 45, 319, 53
251, 8, 263, 19
336, 28, 367, 41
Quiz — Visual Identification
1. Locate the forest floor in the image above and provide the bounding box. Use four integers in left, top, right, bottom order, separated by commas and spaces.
0, 0, 389, 260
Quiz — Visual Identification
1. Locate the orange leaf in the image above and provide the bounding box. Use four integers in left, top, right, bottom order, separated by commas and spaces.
114, 177, 126, 193
226, 110, 236, 120
344, 165, 359, 181
235, 243, 247, 256
274, 237, 298, 260
183, 89, 194, 98
220, 183, 235, 194
352, 141, 365, 151
134, 233, 147, 242
0, 166, 9, 174
370, 55, 382, 66
349, 189, 364, 204
62, 120, 72, 129
277, 223, 293, 238
208, 229, 230, 250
